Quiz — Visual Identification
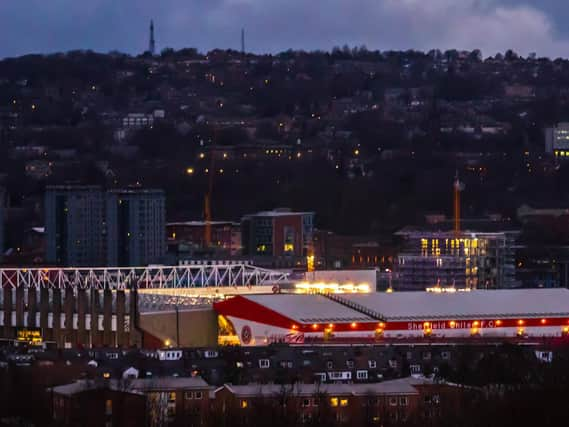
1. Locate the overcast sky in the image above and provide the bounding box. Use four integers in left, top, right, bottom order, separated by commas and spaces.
1, 0, 569, 59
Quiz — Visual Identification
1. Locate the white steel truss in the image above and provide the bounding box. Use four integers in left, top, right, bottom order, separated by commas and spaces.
0, 264, 290, 290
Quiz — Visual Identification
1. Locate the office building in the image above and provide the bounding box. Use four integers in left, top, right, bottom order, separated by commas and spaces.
241, 209, 314, 257
106, 189, 166, 267
545, 123, 569, 158
45, 186, 105, 266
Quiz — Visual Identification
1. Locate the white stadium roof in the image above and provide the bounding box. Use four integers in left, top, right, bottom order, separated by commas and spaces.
245, 294, 375, 323
342, 289, 569, 321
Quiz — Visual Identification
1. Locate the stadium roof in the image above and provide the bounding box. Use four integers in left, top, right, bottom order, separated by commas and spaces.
342, 289, 569, 321
234, 294, 375, 323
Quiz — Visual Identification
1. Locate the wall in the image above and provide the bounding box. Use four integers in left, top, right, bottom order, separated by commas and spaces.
139, 308, 218, 348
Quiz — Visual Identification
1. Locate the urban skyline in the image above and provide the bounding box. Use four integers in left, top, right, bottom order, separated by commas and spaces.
2, 4, 569, 426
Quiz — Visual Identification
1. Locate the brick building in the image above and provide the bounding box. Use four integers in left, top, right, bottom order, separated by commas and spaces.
166, 221, 241, 256
213, 377, 459, 425
241, 209, 314, 258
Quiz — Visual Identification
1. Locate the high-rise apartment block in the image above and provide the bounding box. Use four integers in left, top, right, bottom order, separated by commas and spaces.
106, 189, 166, 267
45, 186, 166, 267
45, 186, 105, 266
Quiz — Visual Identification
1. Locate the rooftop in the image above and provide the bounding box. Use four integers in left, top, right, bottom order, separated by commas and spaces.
244, 294, 374, 323
397, 219, 520, 236
243, 209, 314, 218
51, 380, 142, 396
130, 377, 210, 390
219, 377, 432, 397
166, 221, 238, 227
52, 376, 211, 396
108, 188, 165, 195
342, 289, 569, 321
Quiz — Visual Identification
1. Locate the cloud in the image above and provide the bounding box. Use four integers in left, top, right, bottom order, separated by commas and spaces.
0, 0, 568, 58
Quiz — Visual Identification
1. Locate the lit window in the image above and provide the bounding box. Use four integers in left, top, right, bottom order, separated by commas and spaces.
105, 399, 112, 415
284, 243, 294, 252
330, 397, 339, 407
240, 399, 248, 409
340, 398, 348, 407
169, 392, 176, 403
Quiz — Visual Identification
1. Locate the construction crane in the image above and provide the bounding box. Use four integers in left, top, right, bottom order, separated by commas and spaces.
204, 132, 218, 247
453, 172, 464, 236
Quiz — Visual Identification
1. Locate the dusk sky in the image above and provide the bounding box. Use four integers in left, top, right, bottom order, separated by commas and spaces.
1, 0, 569, 59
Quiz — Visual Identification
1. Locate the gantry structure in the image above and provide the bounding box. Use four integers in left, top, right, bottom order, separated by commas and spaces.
0, 263, 290, 348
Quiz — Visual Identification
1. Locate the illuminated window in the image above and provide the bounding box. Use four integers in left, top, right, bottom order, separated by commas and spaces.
340, 398, 349, 407
330, 397, 339, 407
284, 243, 294, 252
169, 392, 176, 403
105, 399, 112, 416
240, 399, 248, 409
